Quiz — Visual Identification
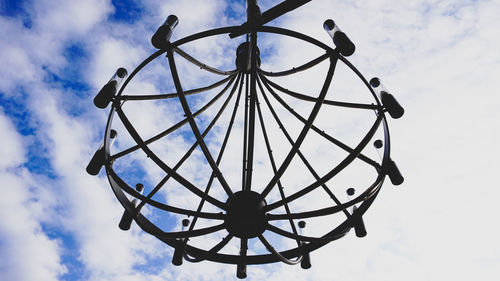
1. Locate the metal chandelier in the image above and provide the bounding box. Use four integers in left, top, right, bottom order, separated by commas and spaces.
87, 0, 404, 278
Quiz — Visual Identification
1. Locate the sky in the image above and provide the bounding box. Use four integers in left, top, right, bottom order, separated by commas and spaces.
0, 0, 499, 280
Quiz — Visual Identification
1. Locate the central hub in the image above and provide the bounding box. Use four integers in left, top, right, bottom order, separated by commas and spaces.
225, 190, 267, 238
235, 42, 261, 73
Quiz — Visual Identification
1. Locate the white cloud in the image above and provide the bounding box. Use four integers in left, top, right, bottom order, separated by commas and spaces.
30, 0, 113, 36
0, 109, 66, 281
0, 109, 25, 169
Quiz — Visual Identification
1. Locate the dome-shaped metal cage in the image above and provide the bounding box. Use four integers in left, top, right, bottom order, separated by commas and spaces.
87, 0, 404, 278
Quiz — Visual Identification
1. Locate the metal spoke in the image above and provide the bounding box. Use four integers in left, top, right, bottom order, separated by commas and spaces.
254, 90, 302, 244
113, 103, 227, 210
119, 74, 235, 101
256, 75, 351, 218
263, 115, 383, 212
174, 47, 238, 75
184, 234, 234, 262
258, 52, 329, 77
260, 54, 339, 199
258, 234, 302, 265
111, 74, 238, 160
265, 222, 350, 243
260, 74, 379, 110
136, 73, 242, 211
258, 72, 380, 169
184, 72, 245, 243
108, 169, 225, 219
145, 223, 226, 239
150, 50, 233, 196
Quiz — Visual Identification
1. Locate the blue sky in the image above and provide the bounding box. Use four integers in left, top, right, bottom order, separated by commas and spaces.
1, 0, 499, 280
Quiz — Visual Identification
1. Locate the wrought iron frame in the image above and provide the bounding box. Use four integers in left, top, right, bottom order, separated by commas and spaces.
90, 0, 403, 277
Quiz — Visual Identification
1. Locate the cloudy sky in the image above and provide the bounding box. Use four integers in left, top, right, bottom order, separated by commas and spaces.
1, 0, 499, 280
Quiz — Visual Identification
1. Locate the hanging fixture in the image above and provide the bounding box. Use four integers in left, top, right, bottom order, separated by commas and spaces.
87, 0, 404, 278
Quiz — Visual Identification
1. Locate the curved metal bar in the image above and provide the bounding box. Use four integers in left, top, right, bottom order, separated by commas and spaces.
166, 49, 234, 196
112, 25, 383, 163
174, 47, 238, 76
254, 91, 302, 245
135, 73, 242, 211
113, 103, 227, 209
150, 182, 383, 264
256, 75, 351, 218
263, 115, 383, 212
258, 72, 380, 169
259, 53, 330, 77
121, 180, 380, 264
111, 74, 237, 161
258, 26, 332, 52
103, 93, 227, 219
116, 49, 166, 98
260, 54, 338, 199
171, 26, 239, 48
183, 234, 234, 262
338, 55, 383, 105
265, 180, 382, 243
119, 74, 235, 101
148, 223, 226, 239
114, 25, 359, 102
265, 223, 349, 243
113, 26, 240, 101
260, 74, 378, 110
114, 24, 332, 99
177, 215, 352, 264
186, 73, 245, 238
108, 168, 225, 219
254, 24, 384, 116
258, 235, 302, 265
266, 175, 384, 221
107, 164, 227, 239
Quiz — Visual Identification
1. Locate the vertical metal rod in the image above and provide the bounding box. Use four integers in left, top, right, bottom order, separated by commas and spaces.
246, 0, 258, 23
244, 30, 258, 191
242, 74, 249, 190
238, 238, 248, 278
